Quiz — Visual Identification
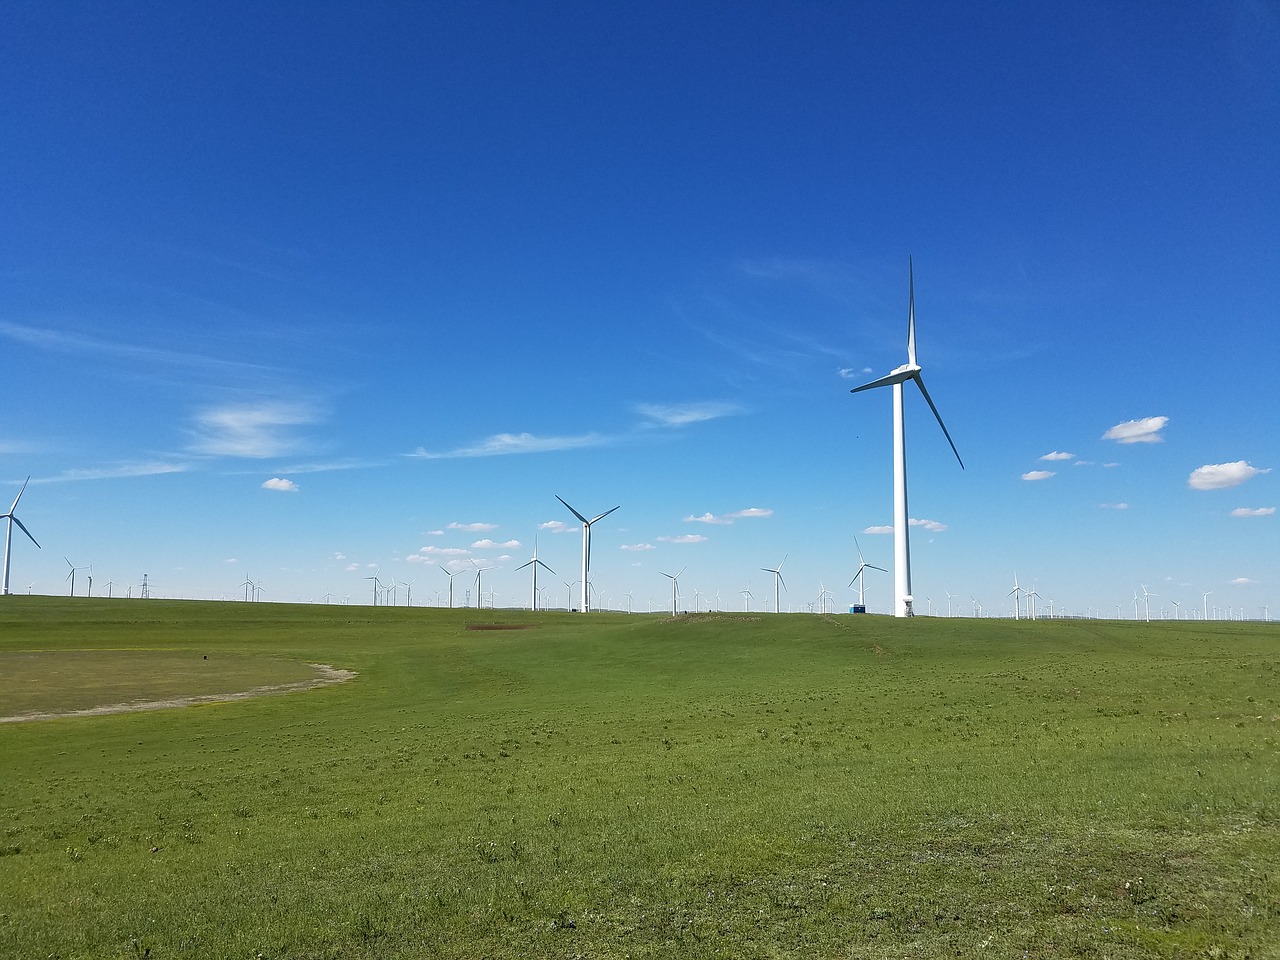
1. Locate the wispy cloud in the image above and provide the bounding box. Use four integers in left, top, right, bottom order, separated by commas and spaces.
449, 521, 497, 532
1188, 461, 1270, 491
1021, 470, 1056, 481
864, 525, 894, 535
1231, 577, 1256, 586
410, 432, 604, 459
621, 543, 655, 551
1231, 506, 1275, 517
0, 321, 280, 383
35, 461, 190, 483
657, 534, 709, 544
1103, 416, 1169, 444
635, 402, 740, 427
1099, 502, 1130, 510
417, 546, 470, 556
189, 401, 319, 458
838, 367, 874, 379
1040, 451, 1075, 461
261, 477, 298, 492
683, 506, 773, 525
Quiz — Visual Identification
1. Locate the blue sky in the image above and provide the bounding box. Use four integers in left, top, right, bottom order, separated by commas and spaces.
3, 1, 1276, 617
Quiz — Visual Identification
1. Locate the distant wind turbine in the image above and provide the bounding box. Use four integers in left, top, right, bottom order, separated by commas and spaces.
1007, 573, 1024, 620
660, 567, 685, 616
849, 260, 964, 617
556, 496, 619, 613
65, 557, 89, 598
761, 555, 787, 614
1141, 584, 1156, 623
516, 537, 555, 611
740, 585, 753, 612
2, 478, 40, 596
849, 536, 886, 611
440, 566, 460, 608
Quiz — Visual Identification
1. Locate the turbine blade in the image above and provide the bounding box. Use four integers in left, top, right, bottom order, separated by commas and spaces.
589, 505, 621, 524
12, 516, 40, 548
907, 257, 917, 367
868, 564, 887, 573
849, 368, 913, 395
912, 374, 964, 469
555, 495, 589, 525
7, 477, 30, 514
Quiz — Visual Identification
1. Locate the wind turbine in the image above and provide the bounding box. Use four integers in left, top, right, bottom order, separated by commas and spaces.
64, 557, 89, 597
849, 260, 964, 617
660, 567, 685, 615
516, 537, 555, 611
740, 585, 753, 612
440, 566, 460, 608
817, 583, 834, 615
471, 560, 494, 608
849, 536, 886, 611
1026, 586, 1040, 621
1141, 585, 1156, 623
242, 575, 254, 602
363, 574, 381, 606
556, 497, 619, 613
2, 477, 40, 597
945, 590, 955, 618
1007, 574, 1024, 620
761, 555, 787, 614
1171, 599, 1180, 620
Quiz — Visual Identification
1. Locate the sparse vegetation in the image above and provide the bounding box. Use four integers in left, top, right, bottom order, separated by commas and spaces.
1, 597, 1276, 958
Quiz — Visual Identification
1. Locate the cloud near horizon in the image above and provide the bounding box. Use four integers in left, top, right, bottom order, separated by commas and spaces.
621, 543, 656, 551
684, 506, 774, 524
1231, 506, 1275, 517
448, 521, 497, 532
1102, 416, 1168, 444
1188, 461, 1270, 491
472, 538, 521, 549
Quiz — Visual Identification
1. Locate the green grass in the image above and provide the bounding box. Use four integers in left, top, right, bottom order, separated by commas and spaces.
1, 597, 1276, 959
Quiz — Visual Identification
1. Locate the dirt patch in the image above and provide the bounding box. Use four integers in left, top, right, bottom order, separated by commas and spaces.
0, 663, 357, 724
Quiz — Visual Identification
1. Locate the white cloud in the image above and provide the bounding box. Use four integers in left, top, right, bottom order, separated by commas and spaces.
621, 543, 656, 551
224, 558, 238, 564
1021, 470, 1056, 481
1231, 577, 1256, 586
864, 525, 894, 535
448, 521, 497, 532
417, 546, 470, 556
838, 367, 874, 379
1073, 460, 1095, 467
405, 554, 438, 565
344, 563, 359, 572
332, 552, 346, 560
261, 477, 298, 492
1231, 507, 1275, 517
1099, 502, 1130, 510
685, 512, 734, 525
1189, 461, 1270, 491
909, 518, 948, 532
684, 506, 774, 525
410, 431, 604, 459
472, 539, 521, 550
425, 530, 444, 537
636, 402, 740, 427
1040, 451, 1074, 461
1102, 416, 1168, 444
190, 401, 318, 458
657, 534, 709, 544
539, 520, 576, 534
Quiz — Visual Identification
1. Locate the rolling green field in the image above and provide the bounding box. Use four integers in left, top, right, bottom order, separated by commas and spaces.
1, 598, 1276, 959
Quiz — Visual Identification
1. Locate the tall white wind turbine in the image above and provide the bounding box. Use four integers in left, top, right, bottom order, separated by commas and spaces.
516, 537, 555, 611
556, 496, 619, 613
2, 477, 40, 596
660, 566, 685, 616
761, 555, 787, 614
849, 261, 964, 617
440, 566, 460, 608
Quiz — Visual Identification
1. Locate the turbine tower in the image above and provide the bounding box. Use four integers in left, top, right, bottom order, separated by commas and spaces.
556, 496, 619, 613
2, 477, 40, 596
849, 260, 964, 616
516, 537, 555, 611
440, 566, 460, 608
761, 555, 787, 614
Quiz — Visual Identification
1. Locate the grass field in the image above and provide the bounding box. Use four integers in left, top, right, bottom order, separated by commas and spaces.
1, 598, 1276, 959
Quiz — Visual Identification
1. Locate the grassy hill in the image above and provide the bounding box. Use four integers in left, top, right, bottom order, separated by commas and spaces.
1, 598, 1276, 958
